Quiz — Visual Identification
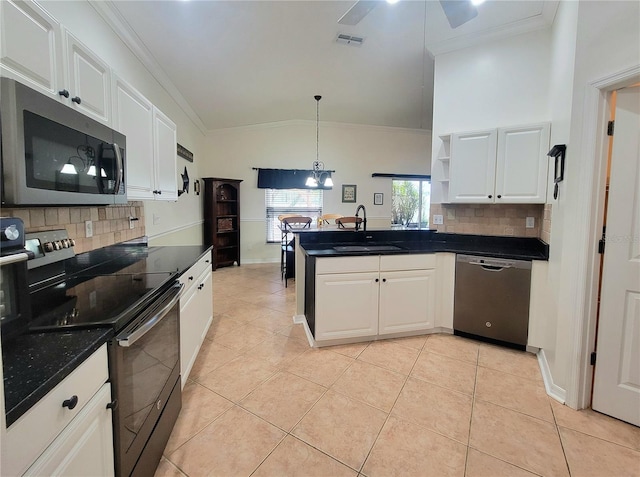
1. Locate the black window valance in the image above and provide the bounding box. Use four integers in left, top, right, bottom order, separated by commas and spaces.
255, 168, 333, 190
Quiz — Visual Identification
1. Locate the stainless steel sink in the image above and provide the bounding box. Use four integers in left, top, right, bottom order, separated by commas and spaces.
333, 245, 403, 252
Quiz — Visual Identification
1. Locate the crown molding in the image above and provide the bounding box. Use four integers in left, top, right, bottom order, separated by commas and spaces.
208, 119, 431, 136
428, 1, 559, 56
90, 1, 208, 135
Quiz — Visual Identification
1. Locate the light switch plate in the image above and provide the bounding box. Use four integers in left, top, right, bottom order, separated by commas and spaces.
85, 220, 93, 237
526, 216, 535, 228
433, 214, 444, 225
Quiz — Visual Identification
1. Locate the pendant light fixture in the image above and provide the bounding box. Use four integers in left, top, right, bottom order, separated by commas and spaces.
306, 95, 333, 188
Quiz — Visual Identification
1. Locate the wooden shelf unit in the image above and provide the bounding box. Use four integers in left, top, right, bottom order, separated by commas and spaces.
204, 178, 242, 270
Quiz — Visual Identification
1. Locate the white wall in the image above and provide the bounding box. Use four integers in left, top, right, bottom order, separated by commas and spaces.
41, 1, 207, 245
430, 0, 640, 405
430, 29, 552, 203
554, 0, 640, 406
204, 120, 430, 262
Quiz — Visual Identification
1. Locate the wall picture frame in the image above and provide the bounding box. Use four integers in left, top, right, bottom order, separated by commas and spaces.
342, 184, 357, 203
373, 193, 383, 205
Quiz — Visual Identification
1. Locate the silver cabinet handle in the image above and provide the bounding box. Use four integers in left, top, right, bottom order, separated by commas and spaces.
117, 283, 183, 347
112, 143, 123, 194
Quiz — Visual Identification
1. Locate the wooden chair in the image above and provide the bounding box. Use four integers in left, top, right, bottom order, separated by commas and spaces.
320, 213, 343, 225
336, 216, 363, 231
280, 216, 312, 286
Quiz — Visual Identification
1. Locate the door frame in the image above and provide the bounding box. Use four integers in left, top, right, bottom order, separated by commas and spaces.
569, 64, 640, 410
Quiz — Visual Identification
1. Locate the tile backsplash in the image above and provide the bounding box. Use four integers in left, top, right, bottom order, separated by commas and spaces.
2, 202, 145, 254
430, 203, 547, 240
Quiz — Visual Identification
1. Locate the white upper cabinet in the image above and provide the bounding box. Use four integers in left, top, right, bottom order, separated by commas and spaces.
113, 75, 178, 201
153, 108, 178, 200
0, 0, 112, 126
495, 123, 550, 203
0, 0, 63, 97
63, 31, 111, 124
449, 129, 497, 203
448, 123, 550, 204
113, 76, 154, 199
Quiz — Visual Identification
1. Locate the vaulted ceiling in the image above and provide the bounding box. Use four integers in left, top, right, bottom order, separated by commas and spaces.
99, 1, 558, 132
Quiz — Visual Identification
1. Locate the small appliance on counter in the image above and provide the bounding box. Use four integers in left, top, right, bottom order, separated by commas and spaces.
0, 217, 32, 341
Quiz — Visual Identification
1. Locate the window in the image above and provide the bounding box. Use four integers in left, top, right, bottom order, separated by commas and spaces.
265, 189, 323, 242
391, 179, 431, 229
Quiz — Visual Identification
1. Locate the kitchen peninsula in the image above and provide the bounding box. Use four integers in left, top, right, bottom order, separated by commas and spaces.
294, 229, 548, 348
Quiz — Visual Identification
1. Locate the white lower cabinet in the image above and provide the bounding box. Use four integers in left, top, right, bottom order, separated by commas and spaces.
314, 254, 437, 342
24, 383, 114, 477
378, 269, 436, 335
315, 271, 380, 341
2, 344, 112, 477
180, 252, 214, 387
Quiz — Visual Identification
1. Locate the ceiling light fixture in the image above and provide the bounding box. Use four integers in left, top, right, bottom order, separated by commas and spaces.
306, 95, 333, 188
471, 0, 485, 5
60, 160, 78, 175
386, 0, 400, 4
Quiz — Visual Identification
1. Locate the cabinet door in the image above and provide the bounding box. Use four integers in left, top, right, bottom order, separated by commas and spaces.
113, 76, 155, 200
495, 123, 550, 203
24, 383, 114, 477
64, 30, 111, 125
449, 130, 497, 203
180, 270, 213, 387
378, 269, 435, 335
153, 107, 178, 200
315, 272, 379, 341
0, 0, 63, 98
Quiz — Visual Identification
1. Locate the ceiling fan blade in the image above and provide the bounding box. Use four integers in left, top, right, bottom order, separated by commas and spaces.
338, 0, 379, 26
439, 0, 478, 29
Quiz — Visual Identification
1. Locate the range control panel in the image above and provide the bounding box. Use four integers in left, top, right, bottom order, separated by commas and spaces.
25, 229, 75, 270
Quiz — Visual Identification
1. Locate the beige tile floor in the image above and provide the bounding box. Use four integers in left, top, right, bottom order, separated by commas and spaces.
156, 263, 640, 477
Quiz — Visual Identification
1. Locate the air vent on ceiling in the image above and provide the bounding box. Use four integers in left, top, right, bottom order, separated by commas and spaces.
335, 33, 365, 47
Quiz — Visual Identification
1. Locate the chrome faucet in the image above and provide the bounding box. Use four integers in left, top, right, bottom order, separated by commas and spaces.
355, 204, 367, 232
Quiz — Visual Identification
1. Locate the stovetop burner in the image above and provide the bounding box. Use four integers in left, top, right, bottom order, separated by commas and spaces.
29, 271, 176, 332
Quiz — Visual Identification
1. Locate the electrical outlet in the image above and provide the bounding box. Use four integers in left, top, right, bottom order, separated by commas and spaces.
85, 220, 93, 238
433, 214, 444, 225
129, 217, 135, 229
153, 213, 160, 225
526, 216, 535, 229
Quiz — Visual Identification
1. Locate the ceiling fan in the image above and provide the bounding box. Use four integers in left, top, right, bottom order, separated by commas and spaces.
338, 0, 479, 29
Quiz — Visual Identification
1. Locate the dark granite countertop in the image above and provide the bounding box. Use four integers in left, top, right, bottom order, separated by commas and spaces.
2, 328, 113, 427
3, 243, 212, 427
299, 230, 549, 261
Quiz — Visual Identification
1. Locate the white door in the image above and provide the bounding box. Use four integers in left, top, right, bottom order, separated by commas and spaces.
113, 76, 155, 200
64, 31, 111, 125
592, 88, 640, 426
378, 269, 435, 335
153, 107, 178, 200
495, 123, 549, 203
0, 0, 63, 97
449, 130, 497, 203
315, 272, 379, 341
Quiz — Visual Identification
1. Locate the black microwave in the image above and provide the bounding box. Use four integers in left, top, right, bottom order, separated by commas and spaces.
0, 78, 126, 206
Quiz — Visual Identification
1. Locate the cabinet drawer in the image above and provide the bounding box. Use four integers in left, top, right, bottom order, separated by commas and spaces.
3, 344, 109, 476
316, 256, 379, 275
380, 254, 435, 271
180, 251, 212, 291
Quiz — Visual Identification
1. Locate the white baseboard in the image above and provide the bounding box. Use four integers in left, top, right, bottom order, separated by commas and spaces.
537, 349, 567, 404
241, 258, 280, 264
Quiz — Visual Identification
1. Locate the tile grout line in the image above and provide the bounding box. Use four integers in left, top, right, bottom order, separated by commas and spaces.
550, 398, 574, 476
463, 349, 480, 476
356, 335, 430, 475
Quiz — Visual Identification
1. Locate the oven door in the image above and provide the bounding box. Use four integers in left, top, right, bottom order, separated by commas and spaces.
0, 252, 31, 341
109, 281, 182, 477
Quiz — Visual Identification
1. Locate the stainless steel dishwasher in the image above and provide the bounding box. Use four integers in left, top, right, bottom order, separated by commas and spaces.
453, 254, 532, 348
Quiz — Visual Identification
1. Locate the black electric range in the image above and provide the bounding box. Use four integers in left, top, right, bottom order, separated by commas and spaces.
28, 270, 176, 332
